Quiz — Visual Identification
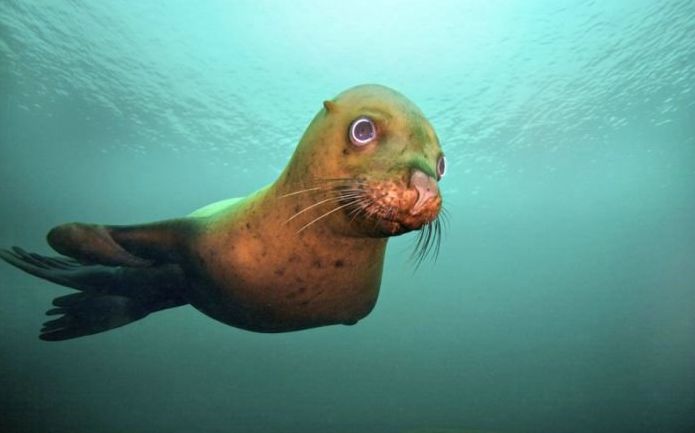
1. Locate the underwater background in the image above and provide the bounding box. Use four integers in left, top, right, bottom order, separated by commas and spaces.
1, 1, 694, 432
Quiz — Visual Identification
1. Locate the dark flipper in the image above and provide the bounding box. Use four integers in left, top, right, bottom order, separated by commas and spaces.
40, 294, 150, 341
1, 247, 121, 291
0, 247, 188, 341
46, 220, 193, 267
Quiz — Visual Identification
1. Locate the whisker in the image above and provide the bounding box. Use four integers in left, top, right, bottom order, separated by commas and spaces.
411, 211, 446, 268
280, 185, 359, 199
279, 177, 366, 199
413, 224, 427, 258
313, 177, 367, 184
347, 198, 371, 223
410, 218, 440, 269
422, 223, 433, 260
432, 218, 442, 260
297, 199, 362, 233
280, 186, 325, 198
438, 206, 451, 232
411, 228, 426, 269
285, 193, 363, 223
347, 196, 369, 213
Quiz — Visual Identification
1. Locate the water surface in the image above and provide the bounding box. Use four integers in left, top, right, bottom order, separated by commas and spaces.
1, 1, 694, 432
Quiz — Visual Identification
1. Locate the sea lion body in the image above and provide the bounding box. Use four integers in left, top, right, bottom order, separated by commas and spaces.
1, 84, 445, 340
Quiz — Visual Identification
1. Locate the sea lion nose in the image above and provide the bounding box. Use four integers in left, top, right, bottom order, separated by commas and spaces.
409, 169, 439, 215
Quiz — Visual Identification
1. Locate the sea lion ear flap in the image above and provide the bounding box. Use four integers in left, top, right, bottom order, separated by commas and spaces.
323, 100, 338, 114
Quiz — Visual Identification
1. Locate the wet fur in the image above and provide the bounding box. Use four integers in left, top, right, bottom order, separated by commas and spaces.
0, 84, 444, 340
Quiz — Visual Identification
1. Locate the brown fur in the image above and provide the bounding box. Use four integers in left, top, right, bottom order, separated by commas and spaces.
3, 84, 444, 336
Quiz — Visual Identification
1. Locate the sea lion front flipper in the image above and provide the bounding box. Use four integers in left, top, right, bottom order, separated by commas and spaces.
46, 219, 192, 266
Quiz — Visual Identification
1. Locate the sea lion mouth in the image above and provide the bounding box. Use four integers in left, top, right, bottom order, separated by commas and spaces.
337, 173, 444, 262
280, 174, 444, 260
341, 172, 442, 237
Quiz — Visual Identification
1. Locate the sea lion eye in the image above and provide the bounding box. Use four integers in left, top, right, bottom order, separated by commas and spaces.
349, 117, 376, 146
437, 155, 447, 179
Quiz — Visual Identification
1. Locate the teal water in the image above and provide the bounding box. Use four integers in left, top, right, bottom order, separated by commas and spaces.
1, 1, 694, 432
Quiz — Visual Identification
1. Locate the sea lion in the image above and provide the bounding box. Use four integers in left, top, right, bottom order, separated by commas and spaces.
0, 84, 446, 341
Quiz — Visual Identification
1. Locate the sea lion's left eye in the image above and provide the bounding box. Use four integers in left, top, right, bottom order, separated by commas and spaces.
437, 155, 447, 179
349, 117, 376, 146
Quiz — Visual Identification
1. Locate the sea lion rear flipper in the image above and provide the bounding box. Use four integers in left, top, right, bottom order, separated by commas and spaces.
46, 219, 192, 266
40, 294, 150, 341
38, 283, 185, 341
0, 246, 188, 341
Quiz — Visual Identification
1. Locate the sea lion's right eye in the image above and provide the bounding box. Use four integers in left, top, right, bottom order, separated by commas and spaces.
349, 117, 376, 146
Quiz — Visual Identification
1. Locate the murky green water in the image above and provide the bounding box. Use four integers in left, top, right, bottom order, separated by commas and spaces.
1, 1, 694, 432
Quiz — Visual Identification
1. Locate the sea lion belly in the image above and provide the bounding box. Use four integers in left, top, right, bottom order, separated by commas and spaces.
184, 188, 387, 332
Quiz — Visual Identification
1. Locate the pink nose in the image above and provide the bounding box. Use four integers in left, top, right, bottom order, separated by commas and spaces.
409, 170, 439, 215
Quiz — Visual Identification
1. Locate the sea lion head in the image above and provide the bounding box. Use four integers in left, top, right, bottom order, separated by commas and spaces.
282, 84, 445, 242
